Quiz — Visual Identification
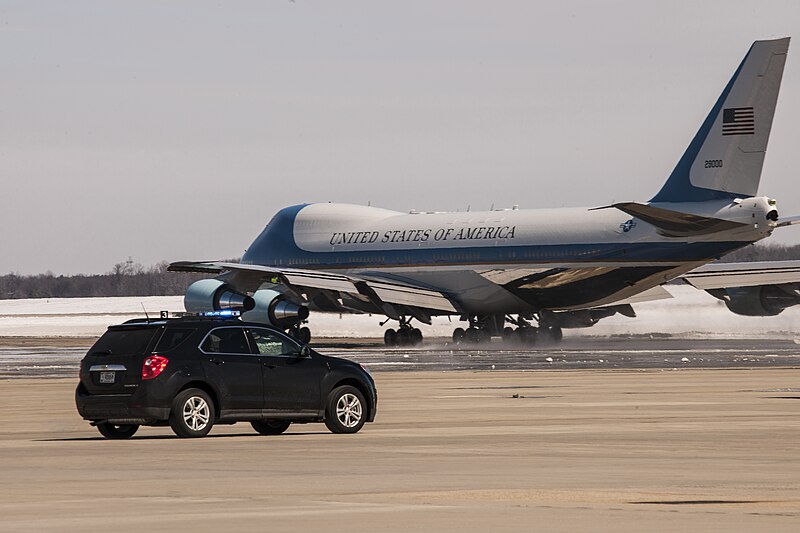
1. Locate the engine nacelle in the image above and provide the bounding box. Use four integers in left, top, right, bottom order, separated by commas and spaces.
184, 279, 255, 313
241, 289, 309, 328
711, 285, 800, 317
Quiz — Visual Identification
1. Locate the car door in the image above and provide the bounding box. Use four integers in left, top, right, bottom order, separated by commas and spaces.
200, 326, 264, 416
246, 327, 328, 416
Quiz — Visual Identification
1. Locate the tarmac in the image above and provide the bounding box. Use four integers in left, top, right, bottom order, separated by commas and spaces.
1, 337, 800, 531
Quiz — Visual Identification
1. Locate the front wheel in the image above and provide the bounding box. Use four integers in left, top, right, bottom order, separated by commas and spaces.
325, 385, 367, 434
96, 422, 139, 439
169, 388, 215, 438
251, 420, 291, 435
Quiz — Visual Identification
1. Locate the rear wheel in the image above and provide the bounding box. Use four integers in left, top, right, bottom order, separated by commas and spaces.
452, 327, 465, 344
96, 422, 139, 440
325, 385, 367, 434
169, 388, 215, 438
411, 328, 423, 345
384, 328, 397, 346
251, 420, 291, 435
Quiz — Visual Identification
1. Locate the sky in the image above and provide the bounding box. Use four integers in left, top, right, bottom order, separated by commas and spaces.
2, 0, 800, 275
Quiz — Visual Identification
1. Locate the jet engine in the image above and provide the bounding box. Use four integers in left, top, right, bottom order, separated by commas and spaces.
241, 289, 310, 328
184, 279, 255, 314
708, 285, 800, 317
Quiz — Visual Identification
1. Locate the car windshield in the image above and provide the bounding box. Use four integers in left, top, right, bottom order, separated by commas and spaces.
91, 327, 159, 356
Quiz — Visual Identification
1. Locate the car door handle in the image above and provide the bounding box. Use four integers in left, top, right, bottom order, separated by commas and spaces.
210, 358, 224, 365
263, 363, 277, 369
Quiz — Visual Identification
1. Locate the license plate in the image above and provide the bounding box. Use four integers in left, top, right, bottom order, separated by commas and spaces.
99, 371, 116, 384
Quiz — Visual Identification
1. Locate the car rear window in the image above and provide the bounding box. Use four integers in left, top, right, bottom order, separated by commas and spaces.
155, 328, 197, 352
91, 327, 159, 356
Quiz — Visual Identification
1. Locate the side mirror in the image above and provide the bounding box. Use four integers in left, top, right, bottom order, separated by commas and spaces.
299, 345, 311, 358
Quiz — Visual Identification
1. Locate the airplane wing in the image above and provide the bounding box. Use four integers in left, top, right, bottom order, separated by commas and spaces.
168, 261, 460, 321
679, 260, 800, 289
677, 260, 800, 317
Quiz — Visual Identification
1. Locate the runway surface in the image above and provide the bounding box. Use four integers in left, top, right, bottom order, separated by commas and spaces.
2, 370, 799, 531
2, 336, 800, 378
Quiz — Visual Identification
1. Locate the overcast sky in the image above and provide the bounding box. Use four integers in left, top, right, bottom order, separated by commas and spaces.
2, 1, 800, 275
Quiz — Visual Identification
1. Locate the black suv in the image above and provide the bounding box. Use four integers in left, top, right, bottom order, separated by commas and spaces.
76, 316, 377, 439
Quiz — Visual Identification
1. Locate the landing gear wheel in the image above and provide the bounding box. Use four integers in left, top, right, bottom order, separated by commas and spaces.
251, 420, 291, 435
464, 328, 480, 343
411, 328, 423, 345
169, 388, 215, 438
96, 422, 139, 440
502, 327, 515, 341
296, 326, 311, 345
325, 385, 367, 434
541, 326, 563, 343
452, 327, 465, 344
397, 328, 412, 346
520, 327, 538, 345
384, 328, 397, 346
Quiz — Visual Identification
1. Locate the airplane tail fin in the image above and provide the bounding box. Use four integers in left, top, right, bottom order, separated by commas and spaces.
650, 38, 790, 203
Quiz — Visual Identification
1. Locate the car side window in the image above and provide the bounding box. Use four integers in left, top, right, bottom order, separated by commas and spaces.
248, 328, 299, 356
201, 328, 251, 354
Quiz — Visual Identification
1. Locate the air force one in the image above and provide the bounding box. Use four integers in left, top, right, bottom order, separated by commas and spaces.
170, 38, 800, 345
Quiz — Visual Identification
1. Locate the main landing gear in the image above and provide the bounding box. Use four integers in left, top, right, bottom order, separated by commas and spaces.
452, 314, 563, 345
383, 317, 423, 346
287, 324, 312, 345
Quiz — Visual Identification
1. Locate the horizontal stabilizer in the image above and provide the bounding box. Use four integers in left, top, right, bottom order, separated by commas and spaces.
776, 215, 800, 228
168, 261, 227, 274
598, 202, 748, 237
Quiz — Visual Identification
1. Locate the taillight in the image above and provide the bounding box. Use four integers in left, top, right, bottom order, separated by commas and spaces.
142, 354, 169, 380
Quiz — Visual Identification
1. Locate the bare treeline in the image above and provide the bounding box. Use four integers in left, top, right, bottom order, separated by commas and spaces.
0, 261, 208, 300
719, 242, 800, 262
1, 244, 799, 300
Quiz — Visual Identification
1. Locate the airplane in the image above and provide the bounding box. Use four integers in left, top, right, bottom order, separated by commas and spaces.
170, 38, 800, 346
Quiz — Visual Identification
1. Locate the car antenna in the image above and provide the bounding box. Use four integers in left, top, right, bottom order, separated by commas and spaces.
141, 302, 150, 322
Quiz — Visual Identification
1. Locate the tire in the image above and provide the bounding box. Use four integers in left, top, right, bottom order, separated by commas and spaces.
96, 422, 139, 440
541, 326, 563, 344
251, 420, 291, 435
411, 328, 423, 345
324, 385, 367, 434
297, 327, 312, 345
169, 388, 215, 438
464, 328, 479, 343
384, 328, 397, 346
521, 327, 538, 345
502, 326, 515, 341
397, 328, 412, 346
452, 327, 465, 344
